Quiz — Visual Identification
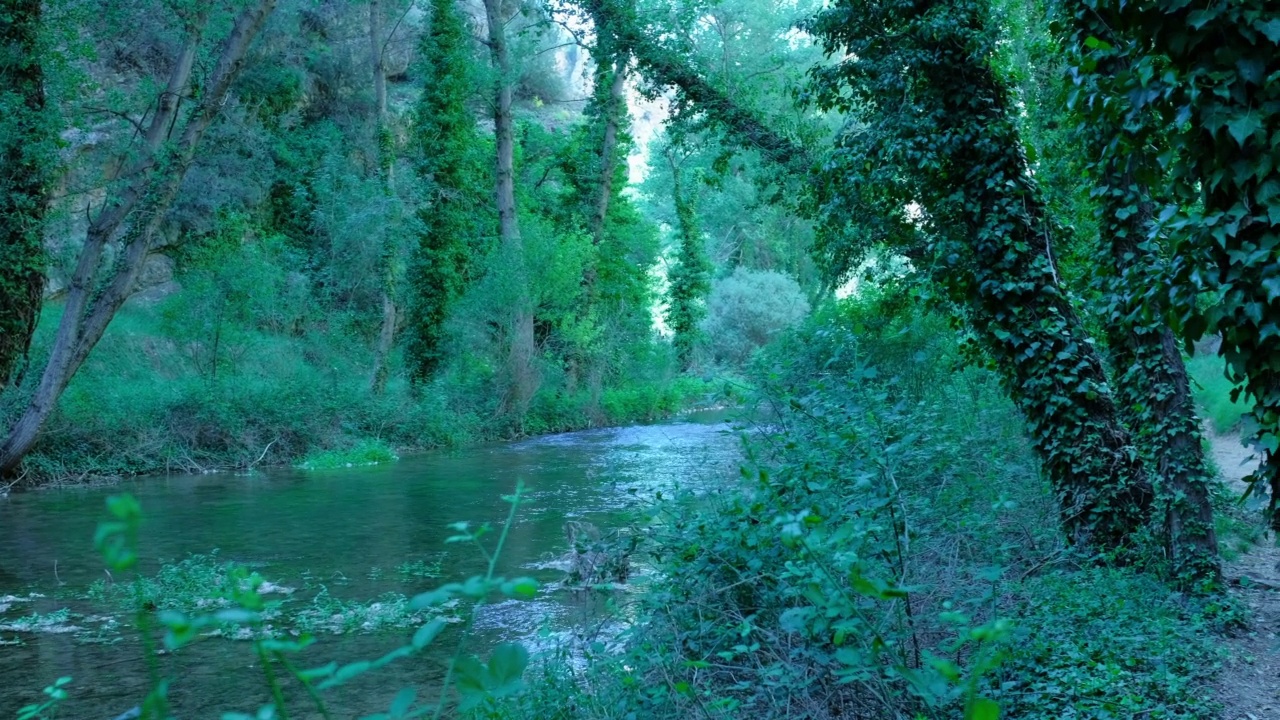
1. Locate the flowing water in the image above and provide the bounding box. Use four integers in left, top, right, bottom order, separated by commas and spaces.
0, 411, 741, 717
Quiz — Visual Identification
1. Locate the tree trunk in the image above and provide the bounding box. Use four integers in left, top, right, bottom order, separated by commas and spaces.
0, 0, 278, 476
1065, 8, 1220, 579
483, 0, 538, 422
1104, 211, 1219, 580
590, 58, 627, 247
0, 0, 50, 390
368, 0, 398, 394
665, 151, 709, 371
828, 0, 1157, 551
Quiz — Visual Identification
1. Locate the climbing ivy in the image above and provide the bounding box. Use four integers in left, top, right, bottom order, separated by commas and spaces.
665, 153, 711, 371
1076, 0, 1280, 527
1059, 1, 1219, 582
404, 0, 489, 382
0, 0, 52, 389
806, 0, 1154, 552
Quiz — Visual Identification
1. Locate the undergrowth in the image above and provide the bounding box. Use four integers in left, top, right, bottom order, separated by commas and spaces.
4, 302, 720, 485
476, 297, 1226, 719
10, 296, 1234, 720
298, 438, 400, 470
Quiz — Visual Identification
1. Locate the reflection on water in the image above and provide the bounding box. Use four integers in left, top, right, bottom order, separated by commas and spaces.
0, 412, 740, 717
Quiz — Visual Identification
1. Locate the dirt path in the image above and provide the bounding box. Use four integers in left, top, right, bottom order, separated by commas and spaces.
1210, 431, 1280, 720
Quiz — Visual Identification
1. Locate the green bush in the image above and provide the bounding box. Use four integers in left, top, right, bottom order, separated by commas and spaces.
297, 438, 399, 470
700, 267, 811, 367
480, 299, 1225, 720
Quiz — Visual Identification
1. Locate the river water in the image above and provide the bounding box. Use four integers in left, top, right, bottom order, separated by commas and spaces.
0, 412, 740, 717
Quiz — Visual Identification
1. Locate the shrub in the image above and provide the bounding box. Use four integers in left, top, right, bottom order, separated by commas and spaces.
700, 267, 810, 367
297, 438, 399, 470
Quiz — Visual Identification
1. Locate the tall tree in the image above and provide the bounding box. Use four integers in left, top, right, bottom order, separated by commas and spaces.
584, 19, 628, 253
482, 0, 538, 419
0, 0, 278, 475
404, 0, 484, 382
806, 0, 1154, 551
368, 0, 400, 393
1082, 0, 1280, 528
665, 149, 710, 370
0, 0, 50, 390
1062, 6, 1218, 580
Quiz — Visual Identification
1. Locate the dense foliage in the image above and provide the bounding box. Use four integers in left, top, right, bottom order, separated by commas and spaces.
3, 0, 1280, 717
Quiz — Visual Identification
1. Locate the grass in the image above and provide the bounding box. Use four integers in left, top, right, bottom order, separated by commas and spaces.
1187, 354, 1251, 433
297, 438, 399, 470
397, 557, 445, 579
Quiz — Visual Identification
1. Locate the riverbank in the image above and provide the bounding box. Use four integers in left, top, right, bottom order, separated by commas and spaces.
2, 304, 738, 489
5, 374, 729, 489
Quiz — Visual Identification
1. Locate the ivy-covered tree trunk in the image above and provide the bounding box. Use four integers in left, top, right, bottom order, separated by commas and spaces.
590, 57, 628, 249
405, 0, 482, 384
368, 0, 398, 394
1064, 12, 1219, 581
0, 0, 49, 390
483, 0, 539, 421
808, 0, 1153, 551
665, 151, 710, 371
0, 0, 278, 475
1087, 0, 1280, 528
1103, 204, 1219, 579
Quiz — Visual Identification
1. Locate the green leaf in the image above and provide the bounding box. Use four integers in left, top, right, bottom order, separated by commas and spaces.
1256, 18, 1280, 42
389, 687, 416, 717
453, 655, 489, 695
297, 662, 337, 682
410, 584, 460, 609
317, 660, 372, 690
501, 576, 539, 599
487, 643, 529, 688
967, 698, 1000, 720
1226, 113, 1262, 147
412, 618, 446, 649
214, 609, 259, 624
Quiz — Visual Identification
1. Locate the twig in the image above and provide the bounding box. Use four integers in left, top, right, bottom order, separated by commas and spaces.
247, 438, 278, 470
1017, 549, 1066, 582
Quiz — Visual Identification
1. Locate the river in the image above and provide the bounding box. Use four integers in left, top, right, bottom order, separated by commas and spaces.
0, 411, 741, 717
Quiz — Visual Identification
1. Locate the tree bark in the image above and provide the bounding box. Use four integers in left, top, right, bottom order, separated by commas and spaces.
0, 0, 278, 476
0, 0, 50, 389
590, 57, 627, 246
368, 0, 398, 394
1066, 8, 1220, 578
1104, 207, 1219, 579
483, 0, 538, 421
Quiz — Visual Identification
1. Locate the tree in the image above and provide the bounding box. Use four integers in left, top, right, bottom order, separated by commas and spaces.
664, 148, 711, 370
482, 0, 539, 419
1081, 0, 1280, 529
404, 0, 486, 382
368, 0, 398, 393
1061, 3, 1218, 580
806, 0, 1154, 551
0, 0, 50, 390
0, 0, 278, 475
